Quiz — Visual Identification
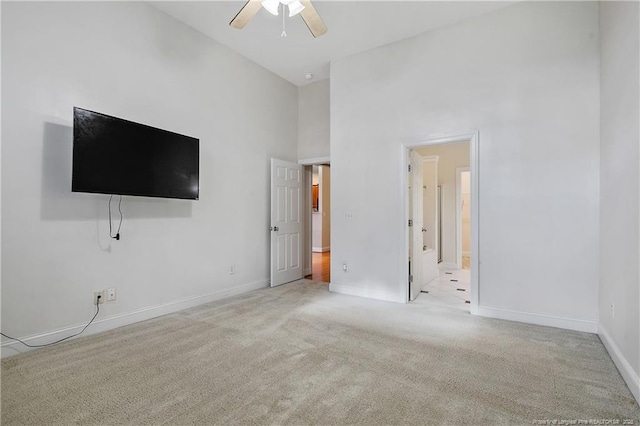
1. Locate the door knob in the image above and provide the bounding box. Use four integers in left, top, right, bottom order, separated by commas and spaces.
270, 226, 279, 232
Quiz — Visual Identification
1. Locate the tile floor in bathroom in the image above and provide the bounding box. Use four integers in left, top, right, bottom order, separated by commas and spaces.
416, 267, 471, 310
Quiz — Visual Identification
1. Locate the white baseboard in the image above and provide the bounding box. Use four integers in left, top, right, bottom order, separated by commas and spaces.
476, 305, 598, 333
304, 267, 312, 276
312, 246, 330, 253
1, 279, 269, 358
598, 324, 640, 404
439, 262, 458, 270
329, 283, 403, 303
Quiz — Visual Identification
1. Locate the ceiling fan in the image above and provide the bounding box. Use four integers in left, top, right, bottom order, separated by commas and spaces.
229, 0, 328, 38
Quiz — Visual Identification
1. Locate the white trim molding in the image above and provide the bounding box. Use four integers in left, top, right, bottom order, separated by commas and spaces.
598, 324, 640, 404
298, 156, 330, 166
477, 305, 598, 333
312, 246, 330, 252
1, 280, 269, 358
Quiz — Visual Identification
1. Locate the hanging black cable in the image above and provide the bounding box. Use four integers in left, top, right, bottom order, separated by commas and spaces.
108, 195, 123, 240
0, 295, 101, 348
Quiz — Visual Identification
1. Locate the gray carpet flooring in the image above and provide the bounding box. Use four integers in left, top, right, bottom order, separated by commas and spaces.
2, 279, 639, 425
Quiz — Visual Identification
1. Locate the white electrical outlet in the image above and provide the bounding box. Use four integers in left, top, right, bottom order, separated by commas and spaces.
107, 288, 116, 301
611, 303, 615, 319
94, 291, 105, 305
342, 263, 348, 272
229, 265, 235, 275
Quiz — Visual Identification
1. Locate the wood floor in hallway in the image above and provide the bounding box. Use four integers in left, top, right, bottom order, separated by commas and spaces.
307, 251, 330, 283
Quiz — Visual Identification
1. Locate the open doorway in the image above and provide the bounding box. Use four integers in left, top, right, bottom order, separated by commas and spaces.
304, 164, 331, 283
403, 133, 478, 313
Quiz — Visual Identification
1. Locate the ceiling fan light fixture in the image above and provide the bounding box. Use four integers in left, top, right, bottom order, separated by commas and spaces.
261, 0, 280, 16
287, 0, 305, 17
230, 0, 327, 38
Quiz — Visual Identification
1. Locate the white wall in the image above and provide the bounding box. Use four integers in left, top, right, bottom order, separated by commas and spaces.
312, 213, 323, 251
416, 142, 470, 265
330, 1, 600, 331
598, 1, 640, 403
298, 79, 330, 161
1, 2, 298, 355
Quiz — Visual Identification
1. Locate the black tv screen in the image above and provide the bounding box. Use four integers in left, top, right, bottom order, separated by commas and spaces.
72, 107, 199, 200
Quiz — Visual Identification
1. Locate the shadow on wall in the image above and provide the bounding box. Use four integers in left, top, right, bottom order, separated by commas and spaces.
40, 122, 193, 221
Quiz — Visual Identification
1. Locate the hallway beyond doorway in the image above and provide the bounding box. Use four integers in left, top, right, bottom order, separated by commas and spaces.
409, 136, 476, 308
307, 252, 330, 283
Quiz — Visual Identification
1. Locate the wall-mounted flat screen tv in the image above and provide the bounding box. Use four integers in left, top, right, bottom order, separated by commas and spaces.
72, 107, 199, 200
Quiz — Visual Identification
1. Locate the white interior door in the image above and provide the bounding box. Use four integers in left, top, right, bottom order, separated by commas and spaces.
409, 150, 424, 301
271, 158, 303, 287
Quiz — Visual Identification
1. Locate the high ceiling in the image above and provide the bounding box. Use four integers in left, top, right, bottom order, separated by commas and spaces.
150, 1, 515, 86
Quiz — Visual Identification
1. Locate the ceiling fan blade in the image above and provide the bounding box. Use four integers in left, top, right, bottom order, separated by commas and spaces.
229, 0, 262, 29
300, 0, 327, 38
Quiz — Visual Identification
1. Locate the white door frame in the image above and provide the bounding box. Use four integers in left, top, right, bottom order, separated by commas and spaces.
456, 167, 470, 270
409, 150, 425, 300
423, 155, 440, 262
401, 132, 479, 314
